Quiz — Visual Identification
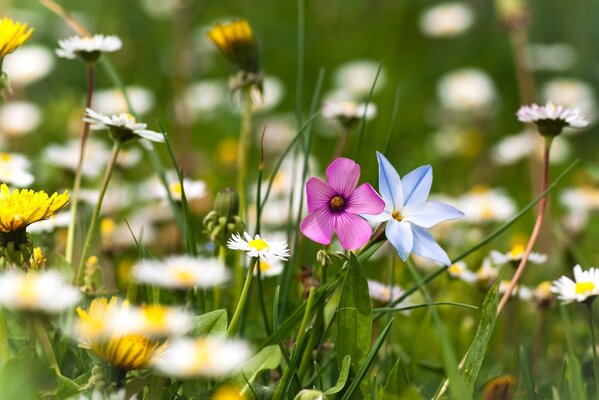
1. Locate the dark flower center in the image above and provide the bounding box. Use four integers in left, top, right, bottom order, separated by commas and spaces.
330, 196, 345, 211
391, 211, 403, 221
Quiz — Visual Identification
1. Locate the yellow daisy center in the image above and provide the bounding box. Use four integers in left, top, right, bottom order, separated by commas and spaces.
575, 281, 595, 295
259, 261, 271, 272
448, 264, 462, 275
172, 267, 197, 285
142, 305, 168, 329
169, 182, 183, 197
249, 238, 269, 251
509, 245, 525, 258
0, 153, 12, 163
480, 204, 494, 220
191, 339, 211, 372
17, 276, 38, 306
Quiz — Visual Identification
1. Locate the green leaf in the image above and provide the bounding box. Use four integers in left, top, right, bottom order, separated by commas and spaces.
559, 305, 588, 400
190, 309, 228, 337
463, 282, 500, 393
50, 374, 86, 399
337, 253, 372, 370
238, 345, 282, 396
325, 355, 352, 395
382, 358, 410, 400
519, 346, 537, 400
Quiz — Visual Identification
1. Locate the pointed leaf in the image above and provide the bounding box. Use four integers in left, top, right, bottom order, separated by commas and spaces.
190, 309, 228, 337
237, 345, 282, 396
325, 355, 352, 395
382, 358, 411, 400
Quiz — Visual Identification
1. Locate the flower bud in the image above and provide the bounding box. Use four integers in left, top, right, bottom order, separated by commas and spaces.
294, 389, 325, 400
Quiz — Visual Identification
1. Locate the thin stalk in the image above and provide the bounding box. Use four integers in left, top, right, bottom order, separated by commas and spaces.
75, 141, 122, 285
587, 302, 599, 396
214, 245, 226, 309
227, 258, 257, 336
256, 260, 271, 336
32, 318, 60, 375
237, 87, 252, 219
66, 63, 96, 264
497, 138, 552, 314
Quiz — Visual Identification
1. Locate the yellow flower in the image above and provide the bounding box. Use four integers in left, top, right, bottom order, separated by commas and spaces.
207, 19, 259, 73
29, 247, 46, 268
0, 18, 33, 59
76, 297, 162, 370
0, 183, 69, 233
213, 385, 245, 400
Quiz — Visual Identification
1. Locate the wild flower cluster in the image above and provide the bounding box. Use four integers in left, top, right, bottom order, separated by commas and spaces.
0, 2, 598, 400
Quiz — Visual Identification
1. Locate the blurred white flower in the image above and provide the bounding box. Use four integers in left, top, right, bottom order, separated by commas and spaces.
437, 68, 496, 112
499, 279, 532, 300
458, 186, 516, 223
140, 0, 178, 17
133, 256, 229, 289
44, 138, 110, 177
251, 76, 285, 112
432, 126, 482, 158
253, 258, 284, 278
333, 60, 386, 98
447, 261, 477, 283
560, 186, 599, 233
2, 45, 54, 87
184, 79, 228, 119
0, 101, 42, 137
153, 337, 251, 378
56, 35, 122, 60
256, 114, 296, 154
367, 280, 411, 311
542, 79, 597, 125
147, 173, 207, 202
80, 183, 142, 214
492, 130, 571, 166
27, 211, 70, 234
0, 152, 33, 186
475, 258, 499, 286
527, 43, 577, 72
93, 86, 155, 116
0, 270, 80, 313
322, 101, 377, 123
552, 265, 599, 303
490, 244, 546, 266
420, 2, 474, 38
100, 214, 158, 251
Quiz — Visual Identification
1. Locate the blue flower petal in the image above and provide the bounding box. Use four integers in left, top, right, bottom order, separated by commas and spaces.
411, 225, 451, 266
376, 152, 404, 211
402, 165, 432, 206
385, 219, 413, 261
402, 201, 464, 228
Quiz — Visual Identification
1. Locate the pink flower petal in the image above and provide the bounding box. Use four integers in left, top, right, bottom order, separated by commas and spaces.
300, 208, 334, 245
345, 183, 385, 215
326, 158, 360, 197
305, 177, 335, 212
334, 212, 372, 250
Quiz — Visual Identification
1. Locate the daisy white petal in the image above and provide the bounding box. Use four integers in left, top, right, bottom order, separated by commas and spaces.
133, 256, 229, 289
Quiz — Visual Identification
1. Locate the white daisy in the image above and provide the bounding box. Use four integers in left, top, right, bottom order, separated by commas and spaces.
447, 261, 478, 283
499, 279, 532, 300
27, 211, 70, 234
552, 265, 599, 303
420, 2, 474, 38
0, 270, 80, 313
0, 152, 33, 187
44, 138, 111, 178
2, 45, 54, 87
517, 101, 588, 130
139, 304, 193, 338
475, 258, 499, 286
253, 258, 284, 278
437, 68, 496, 113
489, 245, 547, 266
367, 280, 411, 311
0, 101, 42, 137
321, 101, 377, 123
542, 79, 596, 125
152, 337, 251, 378
83, 108, 164, 143
491, 130, 570, 166
56, 34, 122, 61
333, 60, 387, 97
93, 86, 155, 116
149, 173, 208, 202
458, 186, 516, 224
132, 256, 229, 289
227, 232, 290, 260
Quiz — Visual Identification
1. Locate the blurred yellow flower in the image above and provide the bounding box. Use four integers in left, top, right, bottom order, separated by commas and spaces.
0, 184, 69, 233
0, 18, 33, 59
207, 19, 258, 72
213, 385, 245, 400
30, 247, 46, 268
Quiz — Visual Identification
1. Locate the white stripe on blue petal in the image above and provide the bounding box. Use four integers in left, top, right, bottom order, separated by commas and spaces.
401, 165, 432, 206
385, 219, 413, 261
411, 225, 451, 266
376, 152, 404, 212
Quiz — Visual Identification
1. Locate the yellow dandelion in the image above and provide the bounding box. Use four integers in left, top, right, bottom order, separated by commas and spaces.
0, 183, 69, 233
29, 246, 46, 268
0, 18, 33, 59
207, 19, 259, 74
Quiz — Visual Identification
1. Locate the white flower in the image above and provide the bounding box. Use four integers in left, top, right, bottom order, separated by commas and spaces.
527, 43, 577, 72
499, 279, 532, 300
138, 305, 193, 337
93, 86, 155, 116
0, 152, 33, 187
0, 271, 80, 313
367, 280, 411, 312
255, 115, 296, 154
100, 215, 158, 251
447, 261, 477, 283
333, 60, 386, 97
84, 108, 164, 143
491, 130, 571, 166
458, 186, 516, 223
148, 173, 207, 202
420, 2, 474, 38
152, 337, 251, 378
254, 258, 284, 278
2, 45, 54, 87
56, 35, 122, 60
321, 101, 377, 122
0, 101, 42, 137
27, 211, 70, 234
227, 232, 290, 260
438, 69, 496, 112
552, 265, 599, 303
184, 80, 228, 119
517, 101, 588, 129
132, 256, 229, 289
475, 258, 499, 285
44, 138, 111, 178
542, 79, 596, 125
490, 245, 547, 266
250, 76, 285, 112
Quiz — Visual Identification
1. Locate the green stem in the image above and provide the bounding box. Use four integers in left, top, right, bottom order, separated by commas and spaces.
32, 318, 60, 375
75, 141, 122, 285
587, 303, 599, 396
215, 245, 226, 309
66, 63, 96, 265
227, 258, 257, 336
0, 308, 11, 364
236, 87, 252, 219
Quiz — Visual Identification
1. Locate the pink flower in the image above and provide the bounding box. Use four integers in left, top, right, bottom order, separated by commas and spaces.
300, 157, 385, 250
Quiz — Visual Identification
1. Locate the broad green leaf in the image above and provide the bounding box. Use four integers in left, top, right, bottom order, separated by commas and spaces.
463, 282, 500, 393
325, 355, 352, 395
382, 358, 410, 400
337, 253, 372, 370
190, 309, 227, 337
49, 374, 86, 399
237, 345, 282, 396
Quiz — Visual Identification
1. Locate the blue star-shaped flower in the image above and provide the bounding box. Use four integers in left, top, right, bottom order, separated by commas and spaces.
366, 152, 464, 266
